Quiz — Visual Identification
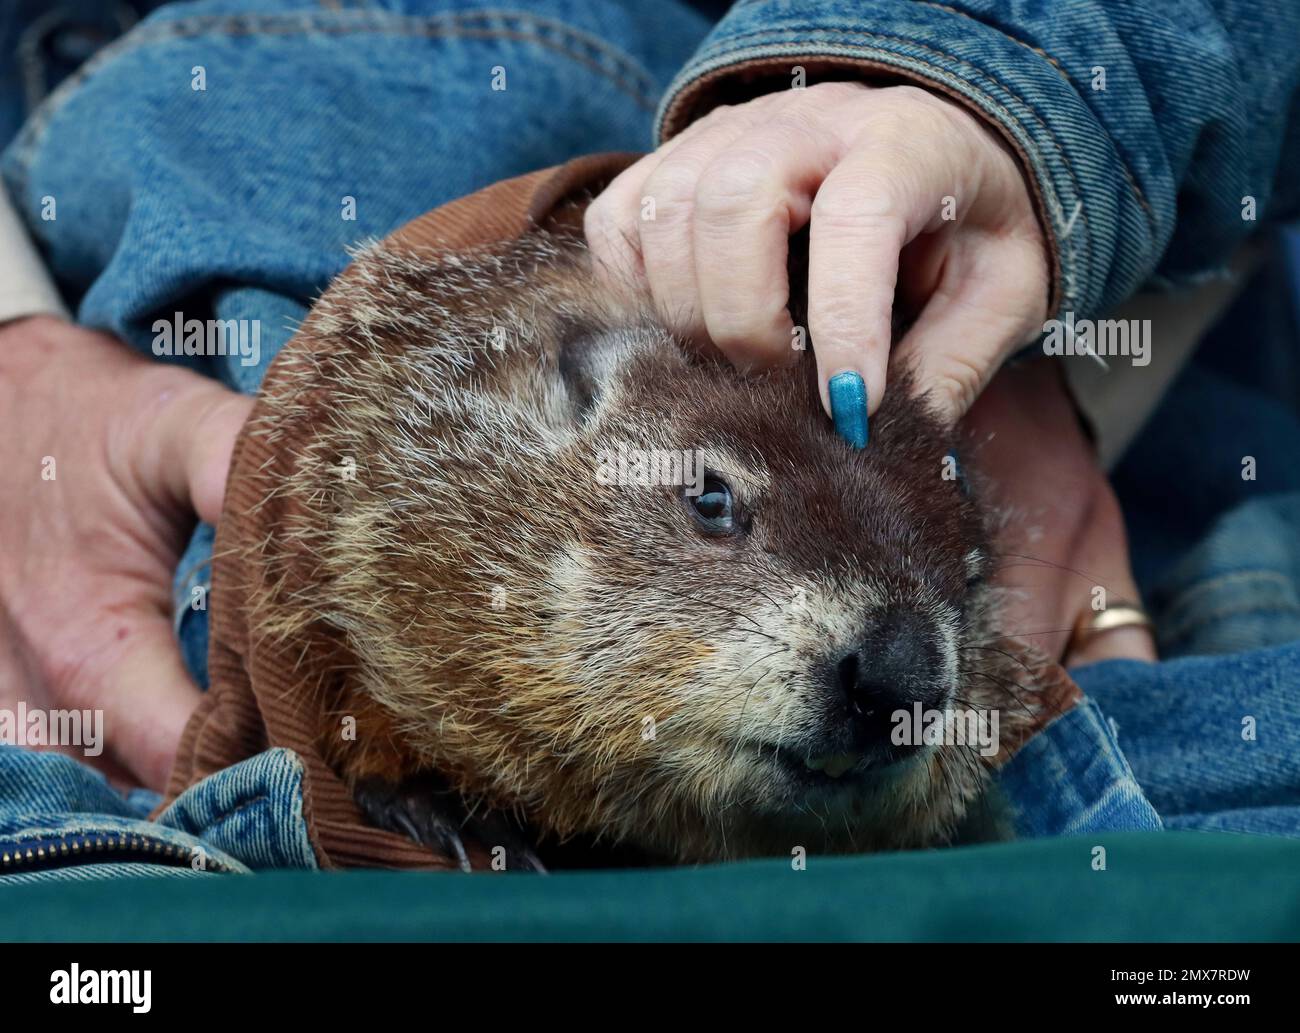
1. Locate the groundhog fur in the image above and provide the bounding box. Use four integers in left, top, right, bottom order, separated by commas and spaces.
243, 227, 1053, 869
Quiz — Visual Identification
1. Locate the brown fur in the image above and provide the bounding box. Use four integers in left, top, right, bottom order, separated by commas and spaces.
240, 229, 1046, 863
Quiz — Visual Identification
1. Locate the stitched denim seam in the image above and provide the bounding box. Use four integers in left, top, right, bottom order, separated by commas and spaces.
160, 752, 315, 868
1164, 568, 1296, 607
1159, 570, 1300, 640
1161, 601, 1300, 646
655, 32, 1097, 311
160, 787, 271, 830
8, 8, 660, 195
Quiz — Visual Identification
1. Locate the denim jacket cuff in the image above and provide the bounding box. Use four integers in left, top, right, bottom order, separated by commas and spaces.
995, 697, 1163, 837
655, 0, 1163, 325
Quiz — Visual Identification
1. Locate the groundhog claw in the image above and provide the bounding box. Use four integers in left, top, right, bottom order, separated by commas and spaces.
352, 773, 545, 874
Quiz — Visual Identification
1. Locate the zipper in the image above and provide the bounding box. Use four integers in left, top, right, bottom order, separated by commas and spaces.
1, 831, 236, 875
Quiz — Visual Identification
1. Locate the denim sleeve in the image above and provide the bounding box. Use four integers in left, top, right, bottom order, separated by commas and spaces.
660, 0, 1300, 320
995, 698, 1163, 837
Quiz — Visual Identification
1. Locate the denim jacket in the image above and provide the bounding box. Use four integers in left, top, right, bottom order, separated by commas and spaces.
659, 0, 1300, 322
3, 0, 1299, 879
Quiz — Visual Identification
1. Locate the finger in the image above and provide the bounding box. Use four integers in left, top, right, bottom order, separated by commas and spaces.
1067, 624, 1157, 667
807, 133, 958, 425
101, 617, 203, 790
585, 150, 662, 286
130, 372, 253, 525
1061, 488, 1157, 669
637, 112, 768, 345
892, 232, 1047, 423
690, 113, 840, 371
584, 103, 751, 291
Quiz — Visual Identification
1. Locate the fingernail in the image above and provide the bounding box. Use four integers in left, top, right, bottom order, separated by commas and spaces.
828, 371, 868, 448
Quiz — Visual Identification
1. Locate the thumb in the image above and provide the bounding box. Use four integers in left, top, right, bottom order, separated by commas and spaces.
182, 391, 253, 525
131, 372, 253, 526
892, 234, 1047, 423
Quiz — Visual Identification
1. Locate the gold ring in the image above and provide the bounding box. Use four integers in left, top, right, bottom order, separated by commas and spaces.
1069, 601, 1153, 653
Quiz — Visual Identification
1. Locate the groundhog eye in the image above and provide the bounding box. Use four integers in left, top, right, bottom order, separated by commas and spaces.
686, 475, 738, 536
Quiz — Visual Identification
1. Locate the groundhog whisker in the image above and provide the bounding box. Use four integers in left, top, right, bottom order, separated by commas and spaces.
958, 669, 1035, 721
696, 599, 781, 641
958, 643, 1038, 676
996, 552, 1123, 593
767, 694, 799, 782
983, 625, 1079, 640
722, 666, 785, 792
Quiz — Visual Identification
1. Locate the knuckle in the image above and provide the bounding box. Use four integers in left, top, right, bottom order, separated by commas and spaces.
642, 159, 706, 223
694, 151, 783, 224
689, 102, 736, 132
583, 198, 617, 245
811, 180, 906, 236
929, 353, 988, 417
803, 81, 869, 106
861, 102, 915, 141
879, 84, 937, 110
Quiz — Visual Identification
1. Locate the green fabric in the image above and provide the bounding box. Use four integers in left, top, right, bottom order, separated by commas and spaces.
3, 831, 1297, 941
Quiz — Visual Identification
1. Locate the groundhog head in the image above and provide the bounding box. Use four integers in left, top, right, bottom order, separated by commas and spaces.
280, 230, 1025, 864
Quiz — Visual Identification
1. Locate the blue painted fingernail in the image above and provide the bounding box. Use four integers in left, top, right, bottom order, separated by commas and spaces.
829, 371, 868, 449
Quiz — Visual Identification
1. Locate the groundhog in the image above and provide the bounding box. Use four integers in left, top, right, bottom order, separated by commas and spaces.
243, 225, 1054, 871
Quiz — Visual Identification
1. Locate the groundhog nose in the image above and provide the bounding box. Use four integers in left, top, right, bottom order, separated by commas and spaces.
836, 610, 945, 738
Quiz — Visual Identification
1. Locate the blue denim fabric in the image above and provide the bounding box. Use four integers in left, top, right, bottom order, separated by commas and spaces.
997, 700, 1163, 838
0, 744, 320, 883
994, 223, 1300, 839
999, 639, 1300, 839
3, 0, 1300, 876
1073, 644, 1300, 836
153, 748, 319, 869
1149, 494, 1300, 657
656, 0, 1300, 323
0, 1, 170, 145
0, 744, 249, 883
173, 520, 214, 690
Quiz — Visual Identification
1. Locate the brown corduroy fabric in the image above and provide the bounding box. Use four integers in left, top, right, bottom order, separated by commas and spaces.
160, 154, 639, 870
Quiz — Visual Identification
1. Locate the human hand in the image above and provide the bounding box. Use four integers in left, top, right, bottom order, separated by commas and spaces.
960, 357, 1156, 669
0, 316, 251, 790
586, 82, 1049, 436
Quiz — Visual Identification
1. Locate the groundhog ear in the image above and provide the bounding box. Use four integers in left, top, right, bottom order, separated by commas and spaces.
554, 317, 640, 423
